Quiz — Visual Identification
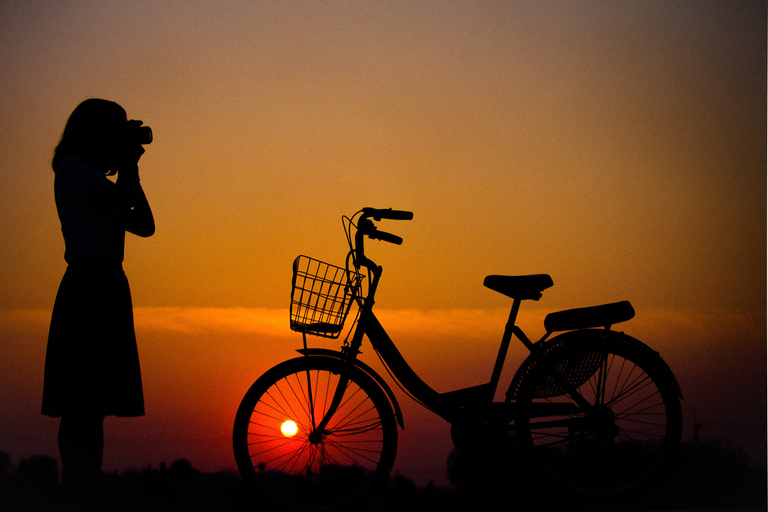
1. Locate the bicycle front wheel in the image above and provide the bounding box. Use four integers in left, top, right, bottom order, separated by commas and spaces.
233, 356, 398, 510
514, 331, 682, 494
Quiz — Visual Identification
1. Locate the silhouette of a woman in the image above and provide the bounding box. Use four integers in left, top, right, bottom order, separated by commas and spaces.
42, 99, 155, 510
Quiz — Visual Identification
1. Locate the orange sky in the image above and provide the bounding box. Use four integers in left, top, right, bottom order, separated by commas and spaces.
0, 1, 765, 486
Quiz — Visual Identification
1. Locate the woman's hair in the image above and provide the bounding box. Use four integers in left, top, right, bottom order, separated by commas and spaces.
52, 98, 127, 171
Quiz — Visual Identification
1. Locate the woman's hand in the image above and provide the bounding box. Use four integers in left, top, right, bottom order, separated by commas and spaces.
112, 120, 147, 176
113, 145, 145, 179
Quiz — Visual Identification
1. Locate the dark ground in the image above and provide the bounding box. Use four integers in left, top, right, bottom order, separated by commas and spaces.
1, 440, 765, 512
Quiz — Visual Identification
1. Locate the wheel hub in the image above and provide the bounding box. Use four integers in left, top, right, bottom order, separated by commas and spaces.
585, 405, 619, 440
309, 429, 329, 444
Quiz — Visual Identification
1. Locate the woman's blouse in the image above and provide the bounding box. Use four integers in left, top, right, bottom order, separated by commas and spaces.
54, 156, 125, 263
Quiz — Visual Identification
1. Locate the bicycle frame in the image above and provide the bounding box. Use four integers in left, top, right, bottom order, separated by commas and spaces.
345, 269, 593, 423
351, 294, 518, 423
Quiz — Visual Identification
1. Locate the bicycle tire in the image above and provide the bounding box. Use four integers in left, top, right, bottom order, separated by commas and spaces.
514, 330, 682, 493
233, 356, 398, 511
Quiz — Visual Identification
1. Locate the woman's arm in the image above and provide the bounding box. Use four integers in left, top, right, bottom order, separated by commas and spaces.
81, 170, 155, 237
116, 168, 155, 237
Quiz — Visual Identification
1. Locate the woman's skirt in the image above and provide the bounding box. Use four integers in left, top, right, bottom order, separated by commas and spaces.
42, 260, 144, 417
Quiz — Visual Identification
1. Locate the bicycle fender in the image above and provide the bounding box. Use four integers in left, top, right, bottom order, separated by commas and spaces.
296, 348, 405, 429
507, 329, 683, 401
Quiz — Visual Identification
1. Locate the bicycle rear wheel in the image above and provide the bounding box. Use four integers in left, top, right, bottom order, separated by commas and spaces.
233, 356, 397, 510
514, 331, 682, 493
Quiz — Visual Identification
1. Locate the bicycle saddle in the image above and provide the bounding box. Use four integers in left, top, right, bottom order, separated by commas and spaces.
483, 274, 554, 300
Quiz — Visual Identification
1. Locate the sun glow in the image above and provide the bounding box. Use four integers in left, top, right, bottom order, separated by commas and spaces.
280, 420, 299, 437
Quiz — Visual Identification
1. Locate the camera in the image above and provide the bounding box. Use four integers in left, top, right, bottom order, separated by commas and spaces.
125, 120, 153, 146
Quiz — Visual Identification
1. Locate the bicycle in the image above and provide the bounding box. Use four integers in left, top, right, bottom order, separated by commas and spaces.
233, 207, 683, 511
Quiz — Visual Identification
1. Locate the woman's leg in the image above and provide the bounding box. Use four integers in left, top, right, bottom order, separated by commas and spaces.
58, 414, 104, 511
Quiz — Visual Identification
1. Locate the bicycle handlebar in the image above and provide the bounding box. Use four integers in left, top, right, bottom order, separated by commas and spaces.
351, 208, 411, 273
357, 208, 411, 246
349, 208, 411, 303
369, 229, 403, 245
361, 207, 413, 221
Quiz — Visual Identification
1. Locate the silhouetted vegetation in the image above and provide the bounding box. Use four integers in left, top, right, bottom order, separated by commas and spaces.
1, 440, 764, 511
444, 439, 767, 512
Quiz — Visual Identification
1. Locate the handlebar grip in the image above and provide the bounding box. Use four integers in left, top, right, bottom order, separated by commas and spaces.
363, 207, 413, 221
370, 230, 403, 245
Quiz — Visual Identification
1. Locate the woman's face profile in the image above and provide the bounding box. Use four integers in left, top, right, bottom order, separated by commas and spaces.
93, 127, 123, 174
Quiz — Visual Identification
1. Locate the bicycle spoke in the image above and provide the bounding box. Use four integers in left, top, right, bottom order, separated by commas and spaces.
323, 437, 382, 467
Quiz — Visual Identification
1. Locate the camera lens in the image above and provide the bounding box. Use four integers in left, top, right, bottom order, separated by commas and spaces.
139, 126, 153, 145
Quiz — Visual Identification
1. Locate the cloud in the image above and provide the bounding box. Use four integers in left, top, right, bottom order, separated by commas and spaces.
134, 306, 288, 336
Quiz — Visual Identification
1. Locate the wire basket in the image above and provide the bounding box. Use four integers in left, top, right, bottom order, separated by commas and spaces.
290, 256, 362, 339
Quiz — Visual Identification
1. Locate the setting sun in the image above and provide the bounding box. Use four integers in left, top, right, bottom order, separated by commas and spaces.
280, 420, 299, 438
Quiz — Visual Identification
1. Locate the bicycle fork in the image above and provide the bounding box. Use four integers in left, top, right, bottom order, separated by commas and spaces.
305, 370, 350, 445
301, 334, 360, 445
